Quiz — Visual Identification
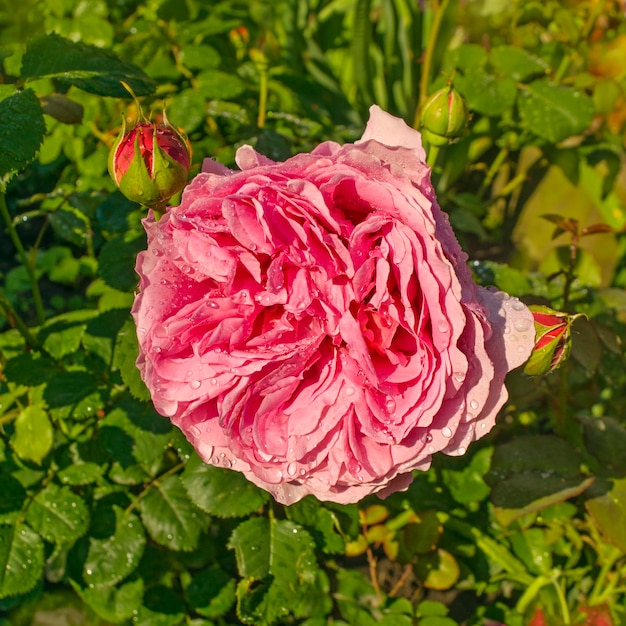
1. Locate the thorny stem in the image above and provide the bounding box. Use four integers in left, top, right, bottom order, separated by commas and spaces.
413, 0, 451, 128
0, 191, 45, 325
125, 461, 185, 515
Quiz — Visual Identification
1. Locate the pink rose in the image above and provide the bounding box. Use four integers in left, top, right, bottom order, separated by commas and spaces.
132, 106, 534, 505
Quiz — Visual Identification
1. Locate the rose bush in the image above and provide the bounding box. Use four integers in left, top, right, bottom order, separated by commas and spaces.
132, 106, 535, 504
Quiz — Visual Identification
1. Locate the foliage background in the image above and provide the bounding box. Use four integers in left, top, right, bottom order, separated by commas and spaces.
1, 0, 626, 624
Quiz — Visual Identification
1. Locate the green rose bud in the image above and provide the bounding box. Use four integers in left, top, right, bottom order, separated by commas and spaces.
108, 114, 191, 212
420, 86, 468, 145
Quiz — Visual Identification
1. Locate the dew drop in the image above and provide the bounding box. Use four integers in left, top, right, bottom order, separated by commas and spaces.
453, 371, 465, 382
442, 426, 452, 438
470, 399, 479, 411
437, 320, 449, 333
512, 300, 526, 311
299, 468, 306, 476
384, 397, 396, 413
424, 433, 433, 443
287, 462, 297, 476
345, 386, 355, 396
207, 300, 219, 309
514, 318, 532, 332
457, 447, 466, 455
190, 380, 201, 389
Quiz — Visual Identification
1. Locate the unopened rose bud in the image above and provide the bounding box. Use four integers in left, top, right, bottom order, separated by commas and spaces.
420, 86, 468, 146
524, 305, 578, 376
108, 114, 191, 211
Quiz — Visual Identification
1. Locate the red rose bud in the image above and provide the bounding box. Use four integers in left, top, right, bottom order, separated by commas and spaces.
420, 85, 468, 146
109, 115, 191, 210
524, 305, 578, 376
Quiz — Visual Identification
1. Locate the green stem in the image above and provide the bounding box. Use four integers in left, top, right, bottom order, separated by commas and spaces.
125, 461, 185, 515
552, 576, 570, 625
426, 143, 440, 169
0, 289, 40, 350
413, 0, 451, 128
0, 191, 45, 324
478, 147, 509, 199
553, 0, 607, 85
257, 61, 269, 129
589, 546, 622, 604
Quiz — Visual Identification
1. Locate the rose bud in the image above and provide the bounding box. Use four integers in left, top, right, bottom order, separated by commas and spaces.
524, 305, 576, 376
108, 114, 191, 211
420, 85, 468, 146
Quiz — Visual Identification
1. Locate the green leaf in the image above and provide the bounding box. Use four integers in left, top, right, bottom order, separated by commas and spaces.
509, 527, 552, 576
415, 548, 460, 591
134, 585, 185, 626
228, 517, 321, 624
83, 506, 145, 587
38, 310, 96, 360
196, 70, 246, 100
518, 80, 594, 143
490, 45, 549, 81
578, 416, 626, 476
25, 484, 89, 545
0, 523, 44, 599
0, 88, 46, 181
585, 477, 626, 552
0, 475, 26, 524
184, 567, 236, 618
113, 320, 151, 401
20, 33, 155, 97
138, 474, 208, 552
58, 462, 105, 486
456, 69, 517, 116
12, 405, 53, 465
98, 234, 145, 292
286, 497, 346, 554
181, 454, 269, 518
3, 352, 57, 386
71, 578, 144, 623
441, 447, 492, 504
44, 371, 99, 409
486, 435, 594, 522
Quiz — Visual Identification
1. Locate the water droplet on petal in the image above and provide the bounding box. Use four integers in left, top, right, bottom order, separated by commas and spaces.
345, 386, 355, 396
514, 318, 532, 332
287, 462, 297, 476
442, 426, 452, 437
470, 399, 479, 411
512, 300, 526, 311
437, 320, 449, 333
424, 433, 433, 443
190, 380, 201, 389
453, 371, 465, 382
207, 300, 219, 309
384, 397, 396, 413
